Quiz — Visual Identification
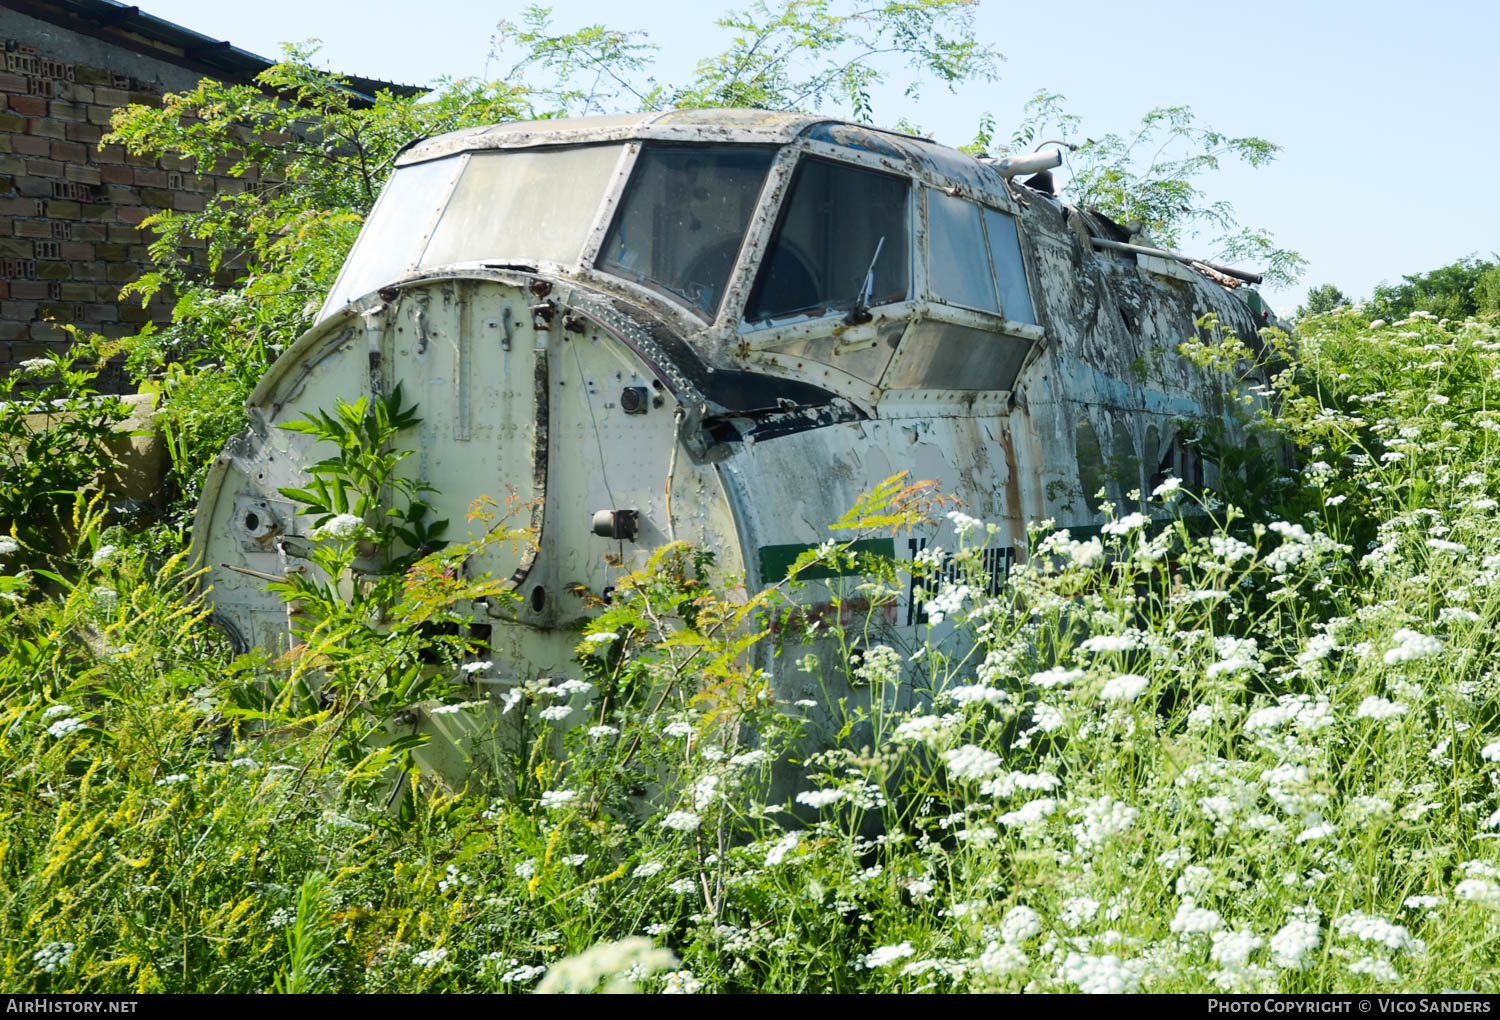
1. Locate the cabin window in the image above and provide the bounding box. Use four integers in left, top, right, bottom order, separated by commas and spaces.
983, 207, 1036, 325
599, 144, 776, 320
927, 191, 999, 313
922, 190, 1036, 325
744, 157, 909, 324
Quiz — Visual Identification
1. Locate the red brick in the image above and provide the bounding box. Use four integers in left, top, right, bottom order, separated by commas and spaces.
59, 242, 93, 260
15, 220, 50, 238
11, 135, 50, 157
0, 198, 35, 216
78, 204, 112, 222
106, 263, 135, 282
117, 206, 148, 225
59, 283, 94, 302
106, 185, 139, 205
31, 321, 69, 341
133, 168, 166, 188
0, 281, 7, 300
2, 300, 38, 319
26, 159, 63, 177
73, 261, 107, 281
86, 105, 115, 126
50, 141, 86, 162
9, 95, 47, 117
82, 303, 117, 322
67, 84, 94, 103
99, 165, 131, 185
10, 280, 47, 300
173, 191, 206, 212
71, 224, 105, 242
91, 144, 125, 164
125, 152, 154, 168
0, 71, 26, 93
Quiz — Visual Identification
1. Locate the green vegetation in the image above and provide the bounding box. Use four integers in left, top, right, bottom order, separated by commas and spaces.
4, 0, 1443, 996
5, 310, 1500, 990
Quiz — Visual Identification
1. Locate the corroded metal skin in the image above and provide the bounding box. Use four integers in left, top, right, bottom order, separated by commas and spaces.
193, 110, 1271, 775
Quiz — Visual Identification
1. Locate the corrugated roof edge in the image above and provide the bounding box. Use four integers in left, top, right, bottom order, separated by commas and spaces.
3, 0, 425, 102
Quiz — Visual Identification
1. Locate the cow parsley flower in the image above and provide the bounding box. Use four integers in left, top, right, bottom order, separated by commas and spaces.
1000, 905, 1041, 944
1102, 512, 1149, 536
540, 789, 579, 810
1169, 899, 1224, 935
1383, 628, 1442, 665
943, 744, 1002, 782
90, 544, 120, 568
310, 513, 366, 541
1456, 878, 1500, 907
764, 832, 798, 867
1332, 911, 1423, 954
1269, 919, 1321, 970
864, 942, 916, 968
795, 788, 848, 809
412, 948, 448, 968
1100, 673, 1149, 702
1356, 696, 1408, 720
1031, 666, 1083, 688
660, 811, 701, 832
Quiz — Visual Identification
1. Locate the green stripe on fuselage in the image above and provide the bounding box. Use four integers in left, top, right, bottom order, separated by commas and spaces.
757, 538, 896, 584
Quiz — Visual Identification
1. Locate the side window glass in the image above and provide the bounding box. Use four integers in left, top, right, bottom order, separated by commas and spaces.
744, 157, 909, 323
983, 207, 1036, 325
927, 191, 998, 313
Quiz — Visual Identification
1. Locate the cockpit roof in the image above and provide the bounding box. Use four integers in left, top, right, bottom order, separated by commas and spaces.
394, 108, 1006, 201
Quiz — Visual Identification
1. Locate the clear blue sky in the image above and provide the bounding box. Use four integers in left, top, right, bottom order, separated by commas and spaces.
132, 0, 1498, 314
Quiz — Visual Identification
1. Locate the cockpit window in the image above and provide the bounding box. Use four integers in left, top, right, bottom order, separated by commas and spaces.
419, 145, 623, 270
319, 145, 624, 320
744, 157, 909, 324
598, 145, 776, 320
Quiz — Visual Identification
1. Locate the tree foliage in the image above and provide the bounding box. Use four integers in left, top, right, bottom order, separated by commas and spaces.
494, 0, 1002, 122
1012, 91, 1305, 287
1368, 254, 1500, 322
1297, 283, 1350, 318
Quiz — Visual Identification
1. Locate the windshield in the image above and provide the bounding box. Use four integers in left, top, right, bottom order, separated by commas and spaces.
744, 156, 909, 324
319, 145, 624, 318
598, 144, 776, 320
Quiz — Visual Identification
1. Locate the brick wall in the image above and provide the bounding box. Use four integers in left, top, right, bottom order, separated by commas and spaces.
0, 15, 263, 386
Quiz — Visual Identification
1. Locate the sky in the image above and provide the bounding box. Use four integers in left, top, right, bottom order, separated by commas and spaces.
127, 0, 1500, 315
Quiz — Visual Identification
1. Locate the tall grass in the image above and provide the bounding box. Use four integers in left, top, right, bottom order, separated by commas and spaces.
2, 309, 1500, 992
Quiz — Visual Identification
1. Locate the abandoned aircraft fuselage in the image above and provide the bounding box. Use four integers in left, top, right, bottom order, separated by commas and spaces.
194, 108, 1271, 741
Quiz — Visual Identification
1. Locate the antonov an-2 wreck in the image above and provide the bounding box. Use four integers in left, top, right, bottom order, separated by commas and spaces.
194, 108, 1275, 748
